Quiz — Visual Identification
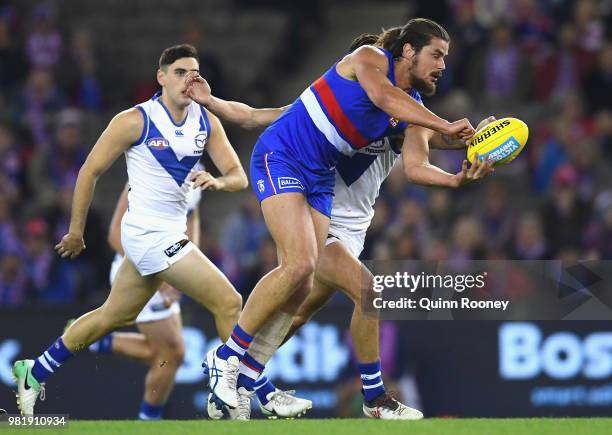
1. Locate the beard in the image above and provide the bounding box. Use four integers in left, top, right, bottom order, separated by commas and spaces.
410, 75, 436, 96
409, 57, 437, 97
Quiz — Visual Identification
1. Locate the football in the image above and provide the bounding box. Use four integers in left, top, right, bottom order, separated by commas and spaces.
467, 117, 529, 166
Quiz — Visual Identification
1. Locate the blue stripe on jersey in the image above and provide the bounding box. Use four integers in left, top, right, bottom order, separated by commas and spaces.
199, 105, 211, 137
146, 118, 200, 186
157, 98, 189, 127
132, 106, 150, 147
336, 152, 378, 187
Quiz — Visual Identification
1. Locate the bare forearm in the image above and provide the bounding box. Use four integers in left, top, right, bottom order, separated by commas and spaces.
430, 132, 466, 150
378, 87, 448, 132
404, 163, 457, 188
207, 97, 283, 129
217, 166, 248, 192
68, 167, 98, 235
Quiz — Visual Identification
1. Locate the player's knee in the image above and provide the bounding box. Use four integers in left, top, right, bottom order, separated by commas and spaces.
283, 257, 317, 286
152, 337, 185, 367
350, 268, 374, 310
212, 289, 242, 319
166, 340, 185, 366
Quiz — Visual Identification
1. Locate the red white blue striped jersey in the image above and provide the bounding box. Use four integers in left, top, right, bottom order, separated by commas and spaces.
256, 48, 421, 172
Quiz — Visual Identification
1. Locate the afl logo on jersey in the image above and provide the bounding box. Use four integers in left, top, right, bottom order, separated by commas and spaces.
195, 131, 208, 149
147, 138, 169, 150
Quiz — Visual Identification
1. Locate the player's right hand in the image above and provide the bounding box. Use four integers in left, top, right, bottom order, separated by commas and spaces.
55, 233, 86, 259
184, 72, 212, 106
442, 118, 476, 144
452, 153, 494, 187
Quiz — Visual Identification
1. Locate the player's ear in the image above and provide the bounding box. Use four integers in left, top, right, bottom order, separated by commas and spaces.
401, 43, 415, 60
157, 68, 166, 87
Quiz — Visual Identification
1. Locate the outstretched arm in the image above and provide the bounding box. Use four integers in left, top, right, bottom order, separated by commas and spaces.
185, 73, 287, 129
346, 46, 474, 142
402, 125, 493, 188
206, 97, 288, 130
56, 108, 143, 259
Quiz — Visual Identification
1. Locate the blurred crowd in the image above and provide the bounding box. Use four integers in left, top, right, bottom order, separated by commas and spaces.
0, 0, 611, 307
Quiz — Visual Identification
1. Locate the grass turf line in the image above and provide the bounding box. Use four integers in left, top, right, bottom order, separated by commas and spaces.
2, 418, 612, 435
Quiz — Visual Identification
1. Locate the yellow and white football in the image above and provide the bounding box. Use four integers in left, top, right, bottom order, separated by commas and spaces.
467, 117, 529, 166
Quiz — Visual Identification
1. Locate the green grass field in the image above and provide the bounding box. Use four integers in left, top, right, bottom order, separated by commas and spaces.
2, 419, 612, 435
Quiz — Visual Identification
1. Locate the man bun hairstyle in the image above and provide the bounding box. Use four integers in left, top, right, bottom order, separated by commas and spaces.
349, 33, 380, 52
378, 18, 450, 59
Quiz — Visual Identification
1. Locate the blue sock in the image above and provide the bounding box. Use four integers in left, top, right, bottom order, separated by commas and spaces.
359, 360, 385, 402
138, 400, 163, 420
237, 352, 264, 391
216, 324, 253, 361
254, 374, 276, 405
88, 334, 113, 353
31, 337, 74, 384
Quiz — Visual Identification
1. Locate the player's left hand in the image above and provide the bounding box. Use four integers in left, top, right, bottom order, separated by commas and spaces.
190, 170, 224, 191
184, 72, 212, 106
55, 232, 86, 259
452, 153, 495, 187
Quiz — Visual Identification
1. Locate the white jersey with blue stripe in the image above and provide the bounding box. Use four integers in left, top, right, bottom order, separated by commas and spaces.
331, 137, 400, 233
330, 90, 423, 234
125, 93, 210, 226
186, 162, 203, 214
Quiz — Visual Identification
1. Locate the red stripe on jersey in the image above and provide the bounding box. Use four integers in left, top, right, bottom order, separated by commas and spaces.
264, 153, 277, 194
312, 77, 370, 148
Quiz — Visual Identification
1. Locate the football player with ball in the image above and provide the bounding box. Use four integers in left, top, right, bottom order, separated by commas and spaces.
186, 20, 528, 419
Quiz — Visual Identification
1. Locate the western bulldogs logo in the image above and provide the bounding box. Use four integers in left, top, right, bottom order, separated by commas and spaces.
147, 138, 169, 150
195, 132, 208, 149
389, 117, 399, 128
257, 179, 265, 193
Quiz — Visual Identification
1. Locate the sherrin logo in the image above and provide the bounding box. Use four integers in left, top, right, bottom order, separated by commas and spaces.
147, 138, 169, 150
470, 119, 511, 146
